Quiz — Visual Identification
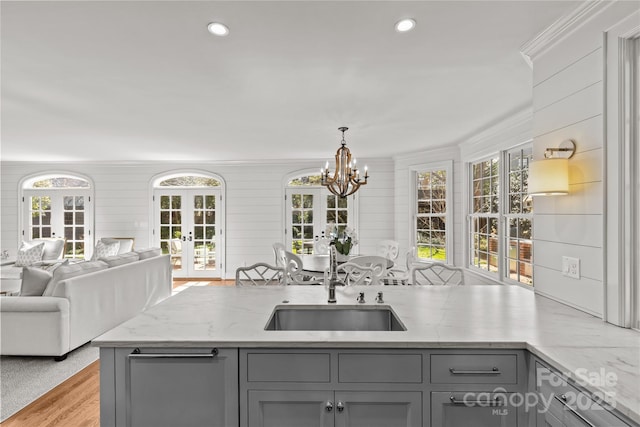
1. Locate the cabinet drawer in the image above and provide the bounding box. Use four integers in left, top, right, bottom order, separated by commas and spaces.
431, 353, 517, 384
246, 352, 330, 382
536, 362, 631, 427
338, 353, 422, 383
431, 391, 518, 426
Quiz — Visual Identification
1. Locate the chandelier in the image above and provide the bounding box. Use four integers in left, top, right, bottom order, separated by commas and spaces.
320, 127, 369, 198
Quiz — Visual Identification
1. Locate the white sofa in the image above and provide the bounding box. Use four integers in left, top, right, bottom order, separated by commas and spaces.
0, 252, 171, 360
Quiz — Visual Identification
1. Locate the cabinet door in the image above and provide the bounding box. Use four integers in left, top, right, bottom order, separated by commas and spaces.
431, 392, 518, 427
334, 391, 422, 427
248, 390, 334, 427
125, 348, 238, 427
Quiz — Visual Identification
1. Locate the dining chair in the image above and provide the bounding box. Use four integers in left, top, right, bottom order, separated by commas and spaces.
348, 255, 388, 286
376, 240, 400, 261
235, 262, 285, 286
272, 242, 287, 267
382, 246, 418, 285
412, 262, 465, 286
324, 262, 377, 286
170, 239, 182, 267
283, 251, 323, 285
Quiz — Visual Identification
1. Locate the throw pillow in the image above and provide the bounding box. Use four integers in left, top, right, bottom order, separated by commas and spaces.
91, 240, 120, 260
15, 242, 45, 266
19, 266, 53, 296
101, 238, 134, 254
24, 238, 65, 260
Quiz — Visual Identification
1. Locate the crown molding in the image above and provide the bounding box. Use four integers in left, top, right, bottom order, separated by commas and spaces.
458, 107, 533, 160
520, 0, 614, 63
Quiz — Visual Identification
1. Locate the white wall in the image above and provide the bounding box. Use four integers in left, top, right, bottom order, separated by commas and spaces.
528, 1, 640, 317
0, 158, 394, 279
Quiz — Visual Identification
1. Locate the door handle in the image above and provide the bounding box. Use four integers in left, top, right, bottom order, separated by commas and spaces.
128, 348, 218, 359
336, 401, 345, 412
449, 367, 501, 375
554, 395, 596, 427
325, 401, 333, 412
449, 395, 503, 406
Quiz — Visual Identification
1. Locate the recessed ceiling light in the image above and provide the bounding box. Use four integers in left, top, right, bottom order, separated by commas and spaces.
395, 18, 416, 33
207, 22, 229, 36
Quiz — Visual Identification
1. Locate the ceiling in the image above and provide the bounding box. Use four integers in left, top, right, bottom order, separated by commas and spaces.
1, 1, 581, 163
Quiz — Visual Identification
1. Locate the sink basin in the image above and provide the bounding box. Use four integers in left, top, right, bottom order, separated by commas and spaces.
264, 305, 406, 331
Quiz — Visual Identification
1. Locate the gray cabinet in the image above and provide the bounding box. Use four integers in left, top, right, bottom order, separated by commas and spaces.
246, 390, 421, 427
101, 347, 238, 427
248, 390, 334, 427
431, 391, 518, 427
240, 349, 424, 427
334, 391, 422, 427
534, 360, 634, 427
430, 350, 526, 427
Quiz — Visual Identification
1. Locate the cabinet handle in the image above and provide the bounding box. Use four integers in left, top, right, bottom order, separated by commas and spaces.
449, 396, 503, 406
449, 367, 500, 375
554, 395, 596, 427
129, 348, 218, 359
325, 401, 333, 412
336, 401, 345, 412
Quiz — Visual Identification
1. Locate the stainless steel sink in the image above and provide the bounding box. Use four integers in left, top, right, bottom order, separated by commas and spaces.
264, 305, 406, 331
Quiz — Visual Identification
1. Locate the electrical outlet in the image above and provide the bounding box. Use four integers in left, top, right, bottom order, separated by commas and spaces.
562, 256, 580, 279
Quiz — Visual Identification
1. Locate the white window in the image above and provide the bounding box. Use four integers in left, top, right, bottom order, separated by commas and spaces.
21, 174, 94, 260
152, 173, 224, 279
412, 161, 453, 263
505, 147, 533, 286
468, 144, 534, 286
285, 173, 357, 254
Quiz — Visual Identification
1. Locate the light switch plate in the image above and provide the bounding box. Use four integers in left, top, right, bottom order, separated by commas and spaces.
562, 256, 580, 279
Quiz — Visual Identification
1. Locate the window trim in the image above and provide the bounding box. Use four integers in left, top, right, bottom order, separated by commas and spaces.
464, 142, 534, 289
410, 160, 453, 264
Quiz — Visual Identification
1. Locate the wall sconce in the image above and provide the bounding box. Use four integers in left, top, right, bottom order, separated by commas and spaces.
528, 139, 576, 196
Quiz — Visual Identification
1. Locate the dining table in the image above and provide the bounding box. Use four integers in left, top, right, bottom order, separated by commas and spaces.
299, 254, 393, 273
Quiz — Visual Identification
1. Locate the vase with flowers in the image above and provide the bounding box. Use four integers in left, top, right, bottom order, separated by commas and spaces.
325, 223, 358, 261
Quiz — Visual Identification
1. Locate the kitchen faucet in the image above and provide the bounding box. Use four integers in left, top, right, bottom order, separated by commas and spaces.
327, 242, 344, 303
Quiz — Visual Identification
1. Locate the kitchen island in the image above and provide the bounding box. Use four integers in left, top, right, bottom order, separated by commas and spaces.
94, 285, 640, 427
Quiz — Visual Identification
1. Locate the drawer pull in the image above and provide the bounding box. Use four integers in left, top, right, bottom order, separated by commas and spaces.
554, 395, 596, 427
449, 367, 500, 375
449, 396, 503, 406
129, 348, 219, 359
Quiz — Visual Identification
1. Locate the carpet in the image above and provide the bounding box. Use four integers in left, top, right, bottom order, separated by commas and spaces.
0, 342, 99, 422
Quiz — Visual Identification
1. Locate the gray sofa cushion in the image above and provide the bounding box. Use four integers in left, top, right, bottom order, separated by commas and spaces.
99, 252, 140, 267
19, 266, 53, 296
42, 260, 109, 296
135, 247, 162, 260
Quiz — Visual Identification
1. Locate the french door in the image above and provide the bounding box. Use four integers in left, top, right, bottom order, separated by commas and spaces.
22, 189, 93, 260
285, 188, 352, 255
154, 188, 223, 278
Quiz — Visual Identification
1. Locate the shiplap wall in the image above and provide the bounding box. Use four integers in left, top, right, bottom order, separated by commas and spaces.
393, 145, 463, 267
0, 159, 394, 279
530, 2, 639, 317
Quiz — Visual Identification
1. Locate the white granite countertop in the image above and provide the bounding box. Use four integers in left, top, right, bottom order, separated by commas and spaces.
93, 285, 640, 424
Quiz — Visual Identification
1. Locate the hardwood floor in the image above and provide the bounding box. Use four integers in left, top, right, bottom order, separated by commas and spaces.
1, 279, 233, 426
